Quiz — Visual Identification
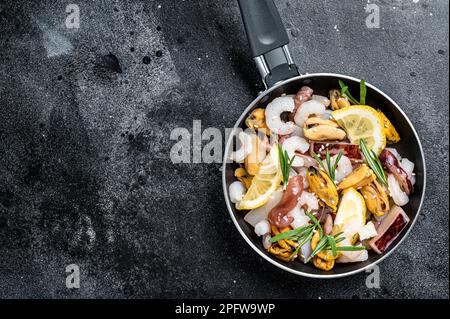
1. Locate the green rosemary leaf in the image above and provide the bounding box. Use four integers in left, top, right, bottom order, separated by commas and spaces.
338, 80, 360, 104
305, 211, 323, 238
335, 151, 343, 169
289, 228, 315, 260
359, 139, 388, 185
278, 144, 296, 190
311, 151, 327, 173
360, 79, 367, 104
333, 231, 344, 238
269, 224, 312, 243
307, 236, 328, 262
327, 235, 338, 257
326, 150, 332, 180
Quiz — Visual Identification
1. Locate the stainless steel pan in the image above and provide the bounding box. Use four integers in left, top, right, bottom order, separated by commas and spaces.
222, 0, 426, 278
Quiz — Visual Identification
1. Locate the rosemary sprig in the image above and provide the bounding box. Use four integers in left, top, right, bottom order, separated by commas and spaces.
306, 210, 323, 238
311, 150, 343, 183
270, 213, 318, 244
338, 80, 359, 104
269, 224, 312, 243
269, 211, 319, 260
328, 235, 338, 257
311, 151, 327, 172
338, 79, 367, 105
269, 211, 366, 262
360, 79, 367, 105
305, 232, 366, 263
278, 144, 295, 190
359, 139, 388, 185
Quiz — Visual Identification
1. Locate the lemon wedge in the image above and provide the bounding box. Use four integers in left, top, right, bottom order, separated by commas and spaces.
331, 105, 386, 155
236, 145, 282, 210
334, 188, 366, 244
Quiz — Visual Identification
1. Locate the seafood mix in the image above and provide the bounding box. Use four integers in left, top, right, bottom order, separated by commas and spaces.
228, 80, 416, 271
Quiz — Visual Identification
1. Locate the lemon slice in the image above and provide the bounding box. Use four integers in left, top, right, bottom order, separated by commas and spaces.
331, 105, 386, 155
236, 145, 282, 210
334, 188, 366, 244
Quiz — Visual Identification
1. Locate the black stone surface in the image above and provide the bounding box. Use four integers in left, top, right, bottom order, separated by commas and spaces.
0, 0, 448, 298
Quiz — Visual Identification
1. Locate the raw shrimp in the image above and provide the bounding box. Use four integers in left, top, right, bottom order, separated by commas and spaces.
278, 125, 304, 145
298, 191, 319, 211
265, 96, 296, 135
387, 174, 409, 206
322, 154, 353, 183
293, 100, 326, 128
282, 136, 310, 167
290, 124, 304, 138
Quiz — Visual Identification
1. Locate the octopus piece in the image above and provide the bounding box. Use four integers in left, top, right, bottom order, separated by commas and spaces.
310, 141, 363, 163
368, 205, 410, 254
268, 175, 304, 228
379, 149, 413, 195
291, 86, 314, 120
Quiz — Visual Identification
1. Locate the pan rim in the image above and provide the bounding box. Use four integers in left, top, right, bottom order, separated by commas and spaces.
222, 72, 427, 279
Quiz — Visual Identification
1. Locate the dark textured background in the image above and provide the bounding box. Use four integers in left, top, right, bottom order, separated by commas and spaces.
0, 0, 448, 298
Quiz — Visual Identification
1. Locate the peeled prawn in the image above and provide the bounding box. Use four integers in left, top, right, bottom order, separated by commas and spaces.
294, 100, 326, 129
282, 136, 310, 167
265, 96, 297, 135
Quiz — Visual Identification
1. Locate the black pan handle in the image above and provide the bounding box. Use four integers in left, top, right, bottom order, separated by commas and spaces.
238, 0, 299, 88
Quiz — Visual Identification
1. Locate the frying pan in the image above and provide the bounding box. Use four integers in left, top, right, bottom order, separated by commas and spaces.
222, 0, 426, 278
